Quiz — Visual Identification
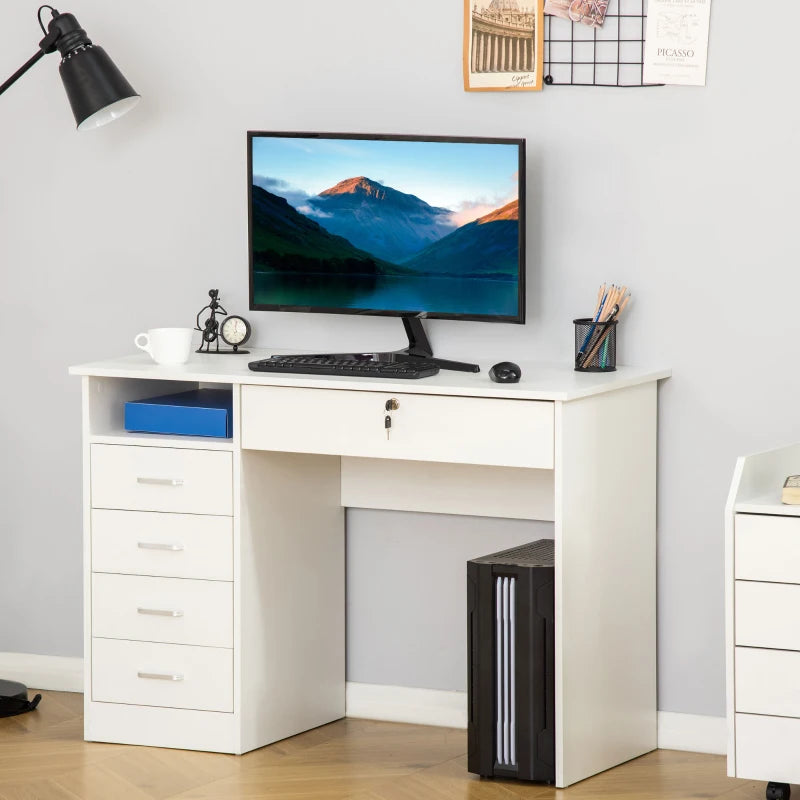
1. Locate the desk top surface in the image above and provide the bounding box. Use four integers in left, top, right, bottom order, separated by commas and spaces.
70, 348, 671, 402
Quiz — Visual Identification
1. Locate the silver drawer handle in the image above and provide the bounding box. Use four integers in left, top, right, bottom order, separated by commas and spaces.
137, 542, 184, 552
137, 477, 185, 487
137, 671, 184, 682
137, 608, 184, 618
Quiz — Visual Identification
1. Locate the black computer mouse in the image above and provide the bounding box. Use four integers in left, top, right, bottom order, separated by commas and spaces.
489, 361, 521, 383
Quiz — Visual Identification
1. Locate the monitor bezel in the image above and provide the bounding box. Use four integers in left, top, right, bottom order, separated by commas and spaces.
247, 131, 526, 324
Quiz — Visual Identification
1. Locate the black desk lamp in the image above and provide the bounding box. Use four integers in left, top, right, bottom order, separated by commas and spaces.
0, 5, 139, 130
0, 4, 139, 720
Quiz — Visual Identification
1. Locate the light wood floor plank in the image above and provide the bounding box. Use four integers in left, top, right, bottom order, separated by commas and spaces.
0, 778, 81, 800
0, 691, 768, 800
51, 763, 157, 800
81, 748, 243, 800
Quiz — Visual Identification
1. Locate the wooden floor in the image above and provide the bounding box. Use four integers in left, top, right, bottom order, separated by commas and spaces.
0, 691, 767, 800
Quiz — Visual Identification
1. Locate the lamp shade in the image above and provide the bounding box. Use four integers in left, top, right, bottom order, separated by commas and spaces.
59, 45, 139, 131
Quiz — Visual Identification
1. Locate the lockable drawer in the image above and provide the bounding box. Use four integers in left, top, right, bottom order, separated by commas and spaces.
241, 385, 554, 469
91, 509, 233, 581
735, 513, 800, 584
92, 573, 233, 648
91, 444, 233, 515
92, 637, 233, 712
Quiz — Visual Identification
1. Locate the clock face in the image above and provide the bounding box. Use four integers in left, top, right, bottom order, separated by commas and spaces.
220, 316, 251, 346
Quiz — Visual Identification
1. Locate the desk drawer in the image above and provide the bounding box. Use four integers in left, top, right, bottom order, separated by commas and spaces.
241, 386, 554, 469
91, 510, 233, 581
735, 714, 800, 783
736, 580, 800, 650
92, 574, 233, 648
736, 514, 800, 583
91, 445, 233, 515
92, 638, 233, 712
736, 647, 800, 717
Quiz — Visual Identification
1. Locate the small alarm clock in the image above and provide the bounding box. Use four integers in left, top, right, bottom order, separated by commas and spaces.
220, 315, 251, 351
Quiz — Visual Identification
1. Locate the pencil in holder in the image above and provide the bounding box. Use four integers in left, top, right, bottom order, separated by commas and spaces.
574, 318, 617, 372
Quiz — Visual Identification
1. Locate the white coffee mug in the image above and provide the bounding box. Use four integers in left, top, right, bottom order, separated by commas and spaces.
135, 328, 194, 365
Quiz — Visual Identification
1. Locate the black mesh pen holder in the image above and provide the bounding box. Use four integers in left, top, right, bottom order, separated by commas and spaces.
574, 318, 617, 372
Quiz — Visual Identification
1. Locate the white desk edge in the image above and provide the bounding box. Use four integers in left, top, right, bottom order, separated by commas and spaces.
69, 348, 671, 402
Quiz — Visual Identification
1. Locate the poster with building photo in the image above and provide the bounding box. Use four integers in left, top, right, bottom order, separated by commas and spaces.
464, 0, 544, 92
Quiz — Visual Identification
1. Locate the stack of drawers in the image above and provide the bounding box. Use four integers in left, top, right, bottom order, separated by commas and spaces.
733, 512, 800, 777
89, 444, 234, 716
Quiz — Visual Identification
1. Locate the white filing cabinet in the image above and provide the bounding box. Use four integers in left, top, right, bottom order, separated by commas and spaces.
727, 445, 800, 800
89, 445, 237, 712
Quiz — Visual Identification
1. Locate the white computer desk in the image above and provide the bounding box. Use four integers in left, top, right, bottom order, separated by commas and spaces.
70, 349, 670, 788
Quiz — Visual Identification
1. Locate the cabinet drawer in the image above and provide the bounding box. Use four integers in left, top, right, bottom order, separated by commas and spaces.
92, 638, 233, 712
91, 510, 233, 581
736, 581, 800, 650
92, 574, 233, 648
736, 647, 800, 716
91, 445, 233, 515
241, 386, 554, 469
735, 714, 800, 783
736, 514, 800, 583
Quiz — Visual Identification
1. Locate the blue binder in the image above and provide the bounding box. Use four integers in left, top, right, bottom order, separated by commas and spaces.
124, 389, 233, 438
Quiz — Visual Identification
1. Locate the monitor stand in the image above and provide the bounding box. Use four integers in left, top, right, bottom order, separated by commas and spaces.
279, 316, 480, 373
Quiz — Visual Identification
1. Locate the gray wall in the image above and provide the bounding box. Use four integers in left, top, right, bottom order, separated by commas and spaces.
346, 511, 553, 691
1, 0, 795, 718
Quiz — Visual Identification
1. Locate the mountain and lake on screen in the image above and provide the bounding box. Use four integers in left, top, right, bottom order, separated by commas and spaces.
250, 175, 520, 315
401, 200, 520, 280
306, 177, 459, 263
250, 183, 404, 277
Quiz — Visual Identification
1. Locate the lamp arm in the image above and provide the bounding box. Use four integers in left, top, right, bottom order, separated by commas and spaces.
0, 27, 61, 98
0, 50, 47, 97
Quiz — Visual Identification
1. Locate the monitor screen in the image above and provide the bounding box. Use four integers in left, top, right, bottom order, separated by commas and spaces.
248, 132, 525, 323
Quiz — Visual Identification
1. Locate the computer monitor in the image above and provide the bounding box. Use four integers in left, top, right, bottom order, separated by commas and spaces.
247, 132, 526, 370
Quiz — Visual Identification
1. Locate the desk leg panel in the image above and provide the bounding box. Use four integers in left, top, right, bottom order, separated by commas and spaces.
238, 450, 345, 753
554, 382, 658, 787
81, 377, 93, 727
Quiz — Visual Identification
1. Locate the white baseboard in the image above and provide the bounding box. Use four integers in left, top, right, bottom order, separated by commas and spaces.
0, 652, 83, 693
657, 710, 727, 755
345, 683, 727, 755
0, 658, 727, 756
345, 682, 468, 729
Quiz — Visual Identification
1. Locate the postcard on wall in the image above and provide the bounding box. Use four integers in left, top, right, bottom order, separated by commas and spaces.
544, 0, 609, 29
464, 0, 544, 92
643, 0, 712, 86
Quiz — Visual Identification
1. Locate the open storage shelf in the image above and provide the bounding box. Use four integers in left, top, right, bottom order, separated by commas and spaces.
85, 376, 235, 449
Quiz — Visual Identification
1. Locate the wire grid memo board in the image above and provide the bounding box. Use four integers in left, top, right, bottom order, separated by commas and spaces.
544, 0, 659, 87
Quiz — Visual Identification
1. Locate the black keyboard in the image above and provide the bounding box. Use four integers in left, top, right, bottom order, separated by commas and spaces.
248, 355, 440, 379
